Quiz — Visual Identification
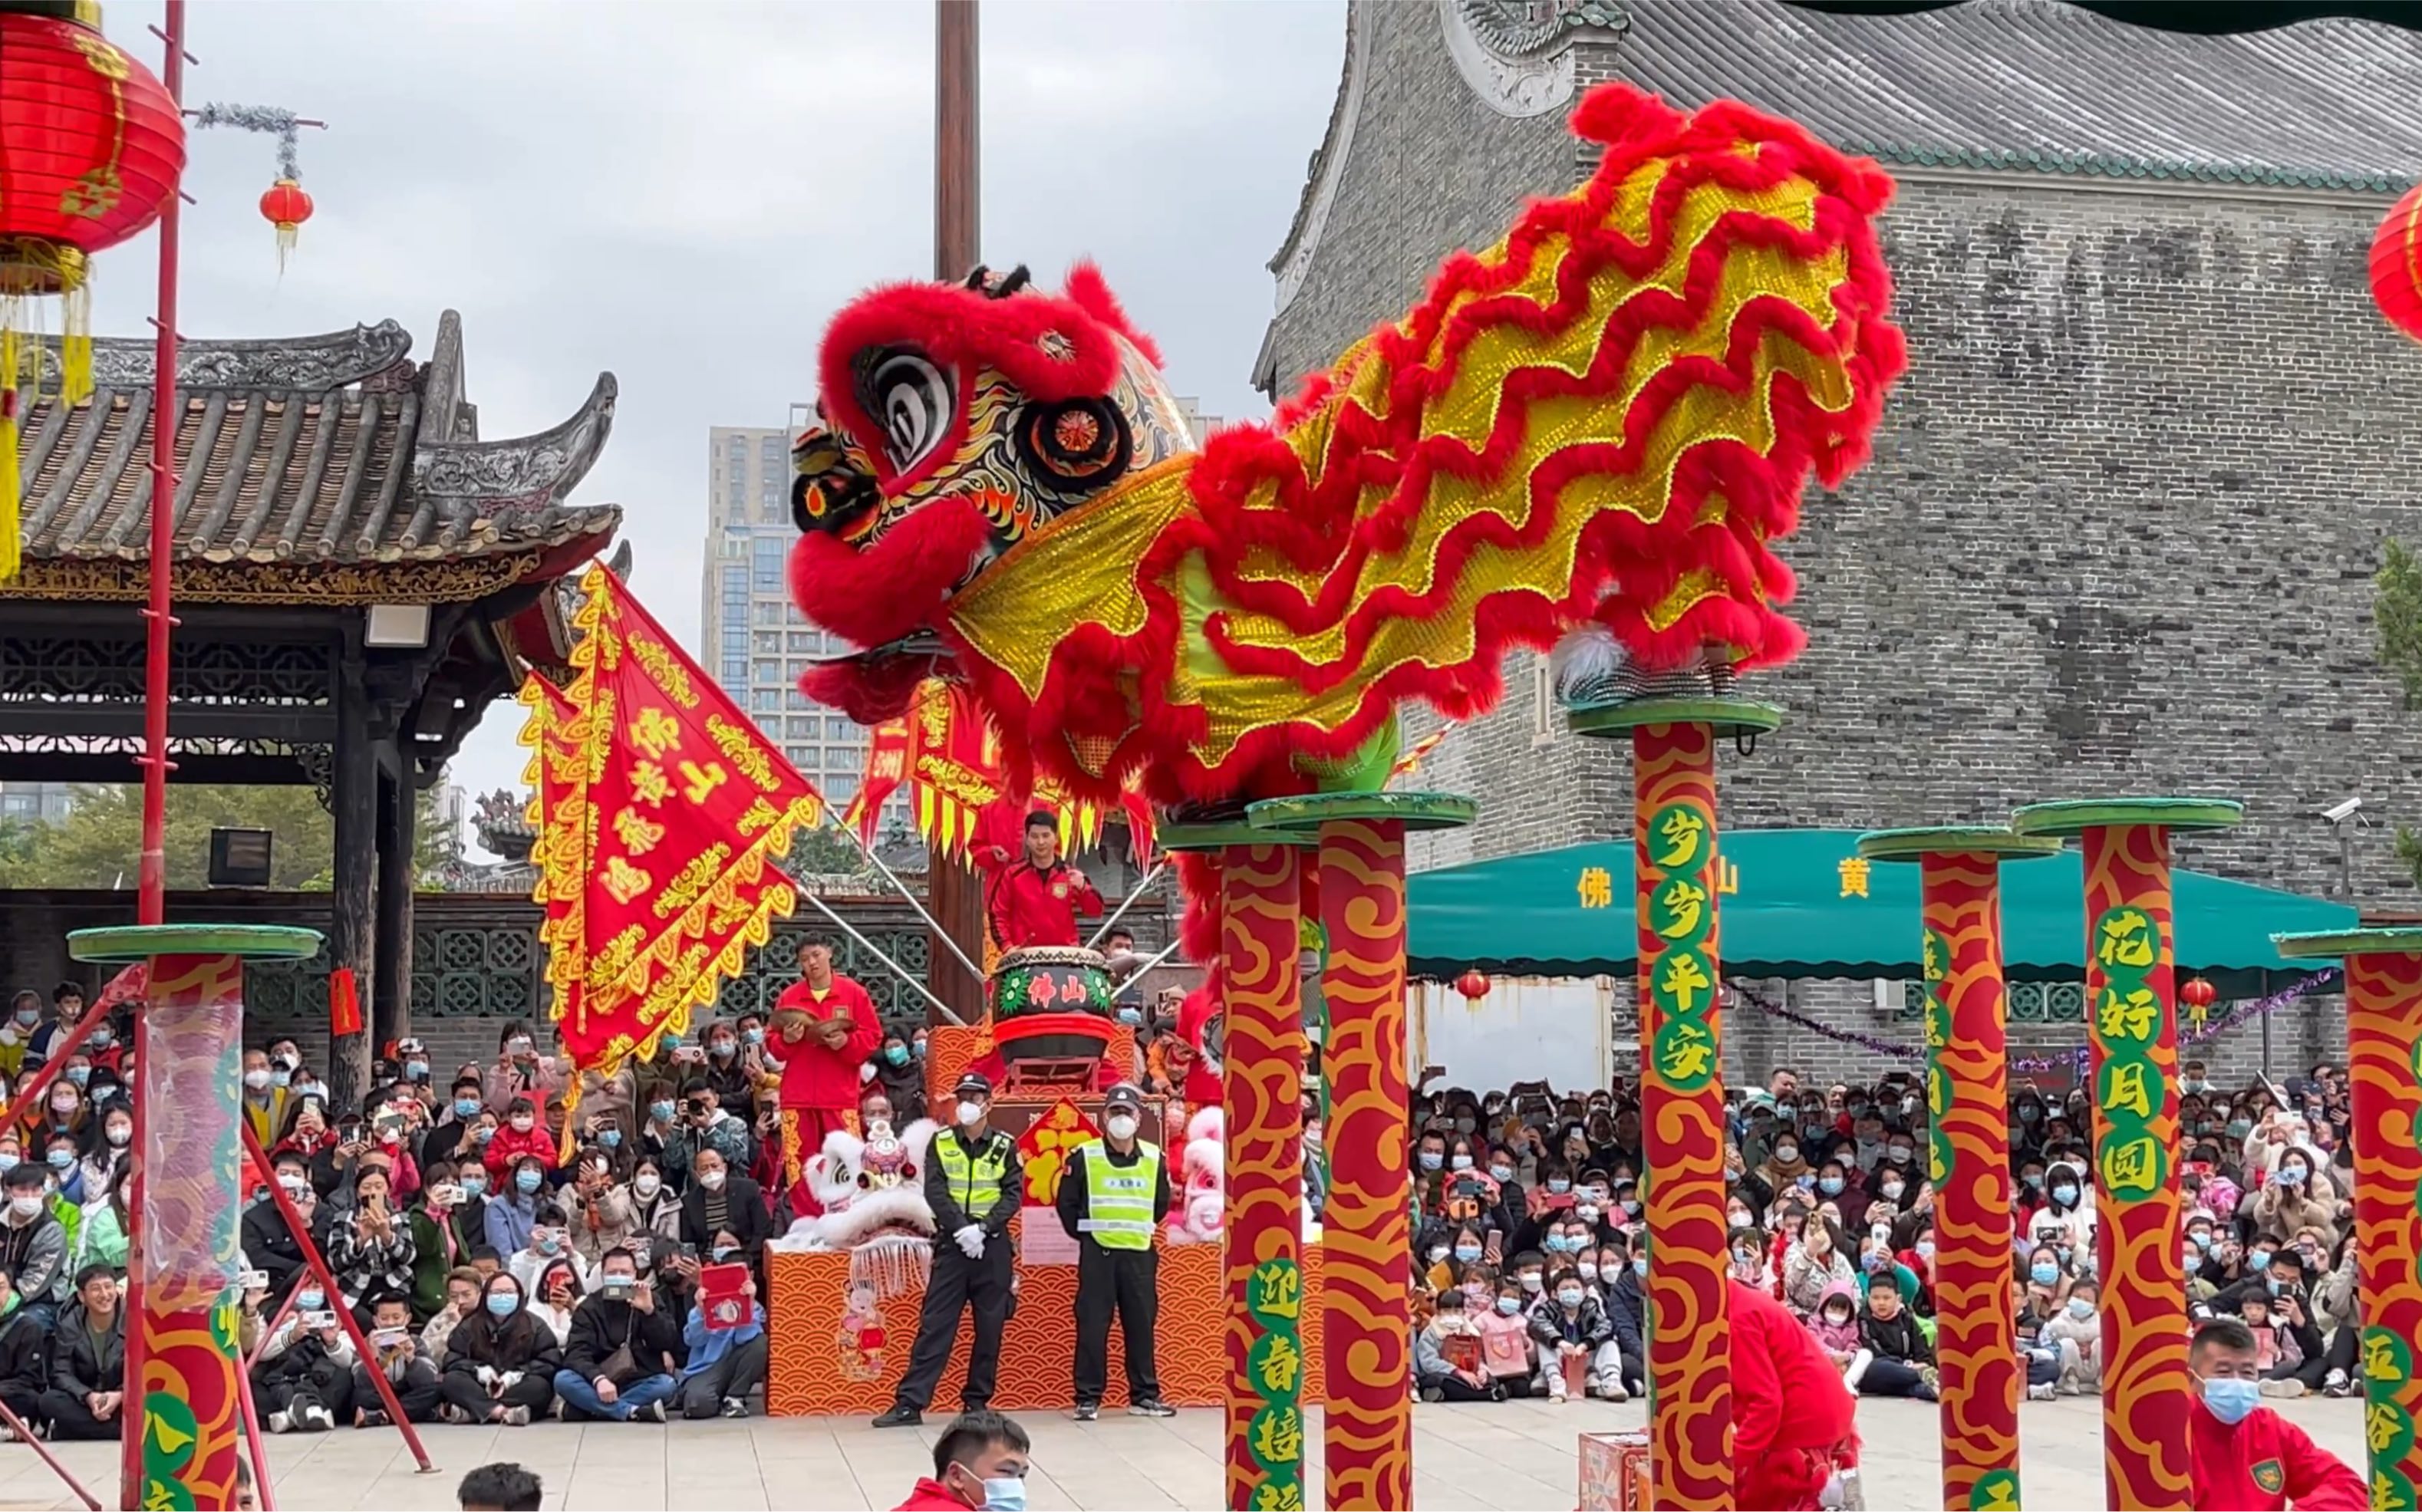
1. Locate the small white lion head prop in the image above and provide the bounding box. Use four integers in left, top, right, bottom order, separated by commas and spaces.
773, 1116, 941, 1296
1167, 1105, 1224, 1246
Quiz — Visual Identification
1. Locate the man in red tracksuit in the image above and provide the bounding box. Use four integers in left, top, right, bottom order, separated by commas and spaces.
985, 811, 1103, 950
773, 938, 884, 1220
1730, 1277, 1858, 1510
2188, 1317, 2366, 1511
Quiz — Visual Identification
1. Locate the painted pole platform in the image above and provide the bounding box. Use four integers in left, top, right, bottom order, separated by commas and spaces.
1250, 790, 1476, 1512
69, 924, 321, 1512
1571, 696, 1780, 1511
1860, 827, 2059, 1512
2274, 927, 2422, 1511
2010, 798, 2240, 1512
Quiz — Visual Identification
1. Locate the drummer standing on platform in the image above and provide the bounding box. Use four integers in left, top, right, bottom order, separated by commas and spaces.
773, 938, 883, 1220
987, 812, 1104, 950
876, 1072, 1023, 1428
1056, 1082, 1175, 1419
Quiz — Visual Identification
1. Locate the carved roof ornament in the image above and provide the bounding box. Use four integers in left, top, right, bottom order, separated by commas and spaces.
1441, 0, 1631, 118
412, 371, 617, 519
84, 319, 414, 392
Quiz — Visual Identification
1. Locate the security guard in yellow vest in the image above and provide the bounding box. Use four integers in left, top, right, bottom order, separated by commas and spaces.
1055, 1082, 1174, 1418
875, 1072, 1023, 1428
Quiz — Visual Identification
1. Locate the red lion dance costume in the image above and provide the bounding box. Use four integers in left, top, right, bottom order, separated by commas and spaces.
789, 81, 1900, 1501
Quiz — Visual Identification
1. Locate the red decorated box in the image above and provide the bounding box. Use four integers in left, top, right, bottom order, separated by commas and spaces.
1578, 1430, 1651, 1512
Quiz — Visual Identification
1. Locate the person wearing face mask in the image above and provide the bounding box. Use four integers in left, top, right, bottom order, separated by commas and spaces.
483, 1156, 550, 1260
479, 1096, 559, 1185
506, 1201, 596, 1300
2248, 1145, 2339, 1248
878, 1073, 1022, 1428
0, 991, 42, 1080
550, 1246, 685, 1423
0, 1164, 68, 1329
1053, 1083, 1175, 1420
1600, 1236, 1647, 1399
2183, 1317, 2364, 1511
232, 1047, 295, 1148
770, 938, 885, 1222
407, 1162, 484, 1323
1781, 1216, 1856, 1320
422, 1076, 491, 1173
74, 1160, 131, 1277
2023, 1159, 2095, 1256
242, 1154, 322, 1301
871, 1030, 929, 1125
1526, 1263, 1622, 1402
621, 1157, 681, 1245
893, 1408, 1033, 1512
1753, 1135, 1811, 1219
660, 1080, 751, 1189
676, 1147, 770, 1273
1415, 1287, 1504, 1402
437, 1275, 561, 1426
483, 1020, 568, 1117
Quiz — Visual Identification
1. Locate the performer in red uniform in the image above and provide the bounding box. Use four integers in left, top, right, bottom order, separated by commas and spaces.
2188, 1317, 2365, 1512
772, 937, 884, 1220
1729, 1277, 1857, 1511
985, 811, 1103, 950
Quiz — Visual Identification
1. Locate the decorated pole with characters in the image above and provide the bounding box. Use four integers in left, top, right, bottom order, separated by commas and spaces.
1250, 791, 1477, 1512
1568, 698, 1780, 1510
2271, 927, 2422, 1510
2011, 798, 2242, 1512
1857, 828, 2060, 1512
68, 924, 321, 1512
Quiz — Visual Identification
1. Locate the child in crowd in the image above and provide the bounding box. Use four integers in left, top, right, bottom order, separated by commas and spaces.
1474, 1278, 1540, 1395
1853, 1271, 1936, 1400
1808, 1282, 1863, 1375
1526, 1265, 1624, 1402
2044, 1280, 2102, 1396
1414, 1289, 1500, 1402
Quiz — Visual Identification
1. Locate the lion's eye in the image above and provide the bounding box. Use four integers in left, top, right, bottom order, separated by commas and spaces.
867, 351, 954, 473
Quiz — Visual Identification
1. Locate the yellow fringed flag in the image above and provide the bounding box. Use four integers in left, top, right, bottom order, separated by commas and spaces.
519, 565, 827, 1083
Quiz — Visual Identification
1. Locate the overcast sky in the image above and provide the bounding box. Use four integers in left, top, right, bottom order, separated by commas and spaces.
88, 0, 1345, 852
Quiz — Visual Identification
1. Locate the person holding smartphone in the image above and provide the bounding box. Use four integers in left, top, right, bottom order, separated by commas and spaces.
552, 1247, 685, 1423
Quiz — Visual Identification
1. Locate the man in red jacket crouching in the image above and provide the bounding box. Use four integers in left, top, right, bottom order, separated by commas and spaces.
893, 1410, 1031, 1511
2189, 1317, 2365, 1511
1729, 1277, 1858, 1510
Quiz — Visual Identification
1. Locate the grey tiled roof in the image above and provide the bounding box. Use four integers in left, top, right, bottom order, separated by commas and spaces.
14, 316, 618, 566
1620, 0, 2422, 189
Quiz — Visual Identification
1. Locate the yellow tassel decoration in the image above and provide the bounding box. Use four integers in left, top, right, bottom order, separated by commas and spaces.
0, 321, 20, 584
61, 285, 91, 409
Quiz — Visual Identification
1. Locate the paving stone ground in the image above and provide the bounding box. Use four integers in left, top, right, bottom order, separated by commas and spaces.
0, 1392, 2365, 1508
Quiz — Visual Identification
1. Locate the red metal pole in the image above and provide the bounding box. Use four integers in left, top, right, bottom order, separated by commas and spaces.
0, 1392, 103, 1510
136, 0, 186, 926
117, 1032, 143, 1510
0, 997, 116, 1147
232, 1352, 275, 1512
238, 1123, 436, 1474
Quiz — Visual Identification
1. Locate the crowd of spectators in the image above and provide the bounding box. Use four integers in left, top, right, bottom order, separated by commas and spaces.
1406, 1056, 2365, 1408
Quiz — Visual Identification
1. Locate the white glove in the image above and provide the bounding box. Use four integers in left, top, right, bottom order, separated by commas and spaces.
954, 1224, 985, 1259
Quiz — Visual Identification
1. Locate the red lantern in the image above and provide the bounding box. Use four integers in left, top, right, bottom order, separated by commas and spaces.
2371, 183, 2422, 343
259, 176, 312, 266
0, 8, 185, 578
2180, 975, 2218, 1029
1455, 969, 1491, 1002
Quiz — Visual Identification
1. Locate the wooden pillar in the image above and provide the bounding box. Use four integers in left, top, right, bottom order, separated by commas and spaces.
373, 761, 415, 1054
923, 0, 987, 1025
328, 646, 376, 1109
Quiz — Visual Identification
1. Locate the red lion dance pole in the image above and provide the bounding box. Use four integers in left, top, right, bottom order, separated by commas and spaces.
2013, 799, 2242, 1511
785, 81, 1902, 1508
1858, 828, 2059, 1510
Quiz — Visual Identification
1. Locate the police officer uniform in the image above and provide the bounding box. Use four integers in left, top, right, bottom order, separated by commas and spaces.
1056, 1082, 1174, 1418
875, 1072, 1022, 1427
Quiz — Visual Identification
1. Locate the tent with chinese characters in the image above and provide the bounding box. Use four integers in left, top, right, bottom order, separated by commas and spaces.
1406, 828, 2353, 996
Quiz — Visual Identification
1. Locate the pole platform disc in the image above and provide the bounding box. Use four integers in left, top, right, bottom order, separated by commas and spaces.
2009, 796, 2243, 837
1564, 695, 1784, 740
2272, 927, 2422, 960
1246, 791, 1478, 835
1157, 818, 1316, 854
68, 923, 325, 964
1856, 825, 2064, 864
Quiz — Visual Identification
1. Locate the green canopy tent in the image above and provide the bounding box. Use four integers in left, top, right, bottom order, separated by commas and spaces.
1406, 828, 2354, 996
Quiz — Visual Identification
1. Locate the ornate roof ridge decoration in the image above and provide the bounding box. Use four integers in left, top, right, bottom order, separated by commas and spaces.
1440, 0, 1631, 119
412, 371, 616, 519
81, 319, 414, 392
1859, 139, 2415, 193
1267, 0, 1369, 320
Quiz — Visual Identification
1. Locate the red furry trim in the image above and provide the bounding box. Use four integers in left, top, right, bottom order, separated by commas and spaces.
797, 654, 926, 727
1060, 262, 1162, 368
786, 495, 992, 651
936, 81, 1903, 806
818, 278, 1129, 494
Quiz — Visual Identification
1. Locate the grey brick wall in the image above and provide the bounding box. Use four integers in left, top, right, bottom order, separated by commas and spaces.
1264, 2, 2422, 1077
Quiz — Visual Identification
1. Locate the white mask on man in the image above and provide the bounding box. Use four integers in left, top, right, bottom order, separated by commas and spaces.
1106, 1114, 1139, 1142
957, 1100, 985, 1128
